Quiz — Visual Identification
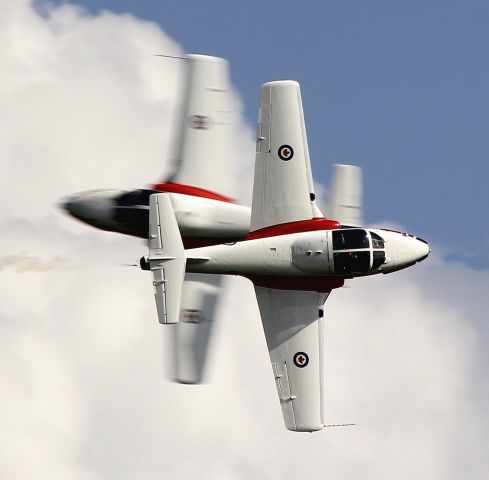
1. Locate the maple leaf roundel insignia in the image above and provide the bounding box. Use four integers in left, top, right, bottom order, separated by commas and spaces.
181, 309, 203, 324
189, 115, 212, 130
278, 144, 294, 161
293, 351, 309, 368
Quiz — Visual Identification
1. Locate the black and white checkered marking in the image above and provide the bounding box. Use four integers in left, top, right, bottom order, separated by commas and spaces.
293, 351, 309, 368
278, 144, 294, 161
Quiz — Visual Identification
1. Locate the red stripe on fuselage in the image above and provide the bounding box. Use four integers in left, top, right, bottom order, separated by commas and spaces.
246, 217, 340, 240
153, 182, 236, 204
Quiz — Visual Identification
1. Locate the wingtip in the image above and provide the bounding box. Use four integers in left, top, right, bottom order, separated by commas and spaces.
287, 424, 324, 433
262, 79, 300, 89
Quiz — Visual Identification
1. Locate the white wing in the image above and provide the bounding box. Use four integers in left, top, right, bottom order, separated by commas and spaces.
167, 54, 236, 198
254, 287, 329, 432
328, 164, 363, 227
251, 81, 322, 231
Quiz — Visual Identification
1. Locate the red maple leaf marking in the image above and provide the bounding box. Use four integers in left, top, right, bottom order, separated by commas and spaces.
182, 311, 202, 322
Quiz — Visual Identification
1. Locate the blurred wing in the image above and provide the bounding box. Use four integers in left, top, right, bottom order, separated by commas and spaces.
327, 164, 363, 227
254, 286, 330, 432
154, 55, 236, 370
171, 273, 221, 384
168, 54, 235, 198
251, 81, 322, 231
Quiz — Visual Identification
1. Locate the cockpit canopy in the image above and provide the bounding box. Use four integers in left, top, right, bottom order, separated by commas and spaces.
332, 229, 386, 275
370, 231, 385, 249
333, 229, 370, 250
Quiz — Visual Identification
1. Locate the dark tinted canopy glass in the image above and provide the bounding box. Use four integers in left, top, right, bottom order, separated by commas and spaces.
333, 229, 369, 250
334, 251, 370, 274
372, 251, 386, 269
370, 232, 385, 249
116, 189, 155, 207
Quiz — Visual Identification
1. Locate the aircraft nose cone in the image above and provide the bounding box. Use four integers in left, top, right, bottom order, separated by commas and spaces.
380, 230, 431, 271
62, 194, 99, 220
60, 196, 78, 215
60, 190, 120, 228
416, 237, 431, 263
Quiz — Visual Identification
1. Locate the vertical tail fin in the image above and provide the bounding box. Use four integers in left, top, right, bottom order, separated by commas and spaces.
148, 194, 186, 324
328, 164, 363, 227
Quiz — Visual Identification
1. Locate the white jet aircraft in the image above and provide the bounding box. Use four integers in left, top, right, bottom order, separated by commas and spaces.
142, 80, 430, 432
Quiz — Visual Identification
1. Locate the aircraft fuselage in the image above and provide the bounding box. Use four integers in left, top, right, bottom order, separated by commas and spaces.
62, 186, 251, 247
184, 226, 429, 290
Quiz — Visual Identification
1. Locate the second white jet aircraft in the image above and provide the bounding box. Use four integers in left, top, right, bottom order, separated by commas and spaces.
63, 55, 251, 385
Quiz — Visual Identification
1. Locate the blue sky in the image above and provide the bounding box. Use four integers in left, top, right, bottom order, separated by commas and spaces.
59, 0, 489, 268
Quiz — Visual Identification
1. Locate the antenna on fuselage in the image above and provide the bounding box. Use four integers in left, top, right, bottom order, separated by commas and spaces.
323, 423, 356, 428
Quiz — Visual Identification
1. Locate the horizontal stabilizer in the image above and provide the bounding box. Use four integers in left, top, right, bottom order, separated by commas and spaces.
148, 194, 186, 324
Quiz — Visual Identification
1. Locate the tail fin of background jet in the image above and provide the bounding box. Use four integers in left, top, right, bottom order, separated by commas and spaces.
327, 164, 363, 227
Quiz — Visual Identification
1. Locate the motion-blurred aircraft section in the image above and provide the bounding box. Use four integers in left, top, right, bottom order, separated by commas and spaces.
328, 164, 363, 227
166, 54, 237, 199
63, 54, 247, 384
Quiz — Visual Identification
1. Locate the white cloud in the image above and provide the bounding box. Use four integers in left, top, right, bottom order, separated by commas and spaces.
0, 1, 488, 479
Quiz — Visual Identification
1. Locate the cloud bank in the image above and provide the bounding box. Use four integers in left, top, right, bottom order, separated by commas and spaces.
0, 2, 487, 479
